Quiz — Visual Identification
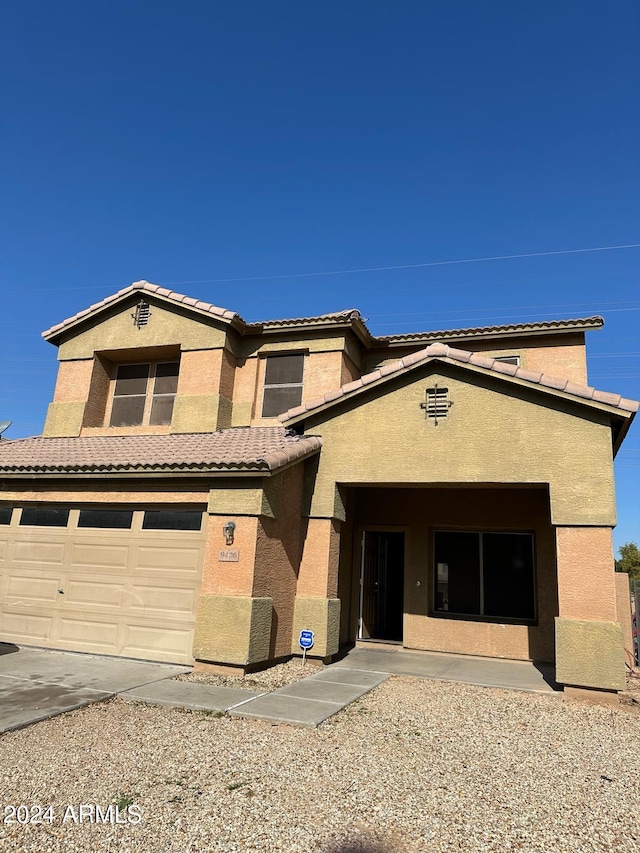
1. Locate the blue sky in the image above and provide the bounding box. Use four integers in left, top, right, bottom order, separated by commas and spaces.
1, 2, 638, 549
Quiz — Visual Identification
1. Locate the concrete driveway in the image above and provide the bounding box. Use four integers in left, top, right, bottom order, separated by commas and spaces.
0, 643, 189, 733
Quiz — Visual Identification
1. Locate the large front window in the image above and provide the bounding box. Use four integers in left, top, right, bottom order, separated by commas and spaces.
433, 530, 535, 621
109, 361, 179, 427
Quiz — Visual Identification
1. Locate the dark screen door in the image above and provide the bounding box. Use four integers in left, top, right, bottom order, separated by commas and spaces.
359, 531, 405, 641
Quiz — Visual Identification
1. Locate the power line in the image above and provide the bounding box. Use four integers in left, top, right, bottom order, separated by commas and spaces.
161, 242, 640, 285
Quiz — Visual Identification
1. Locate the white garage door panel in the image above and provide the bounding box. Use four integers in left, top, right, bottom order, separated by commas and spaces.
13, 541, 66, 565
124, 624, 194, 659
0, 611, 53, 641
71, 543, 130, 570
129, 583, 197, 615
6, 574, 61, 603
0, 508, 205, 664
58, 617, 120, 647
66, 579, 126, 608
135, 545, 201, 573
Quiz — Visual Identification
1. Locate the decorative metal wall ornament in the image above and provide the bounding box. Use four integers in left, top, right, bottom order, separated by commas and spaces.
420, 383, 452, 425
132, 299, 152, 329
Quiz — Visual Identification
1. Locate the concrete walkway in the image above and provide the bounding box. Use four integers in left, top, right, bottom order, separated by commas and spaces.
336, 644, 559, 694
1, 643, 559, 734
121, 666, 388, 728
0, 644, 189, 734
120, 647, 557, 728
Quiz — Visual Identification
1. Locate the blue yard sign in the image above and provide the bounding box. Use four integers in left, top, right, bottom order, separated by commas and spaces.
299, 630, 314, 650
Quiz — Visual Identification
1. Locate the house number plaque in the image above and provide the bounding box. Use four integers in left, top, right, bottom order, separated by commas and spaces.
218, 549, 239, 562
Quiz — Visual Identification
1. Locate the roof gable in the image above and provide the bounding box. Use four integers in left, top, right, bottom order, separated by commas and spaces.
280, 342, 638, 449
42, 281, 241, 343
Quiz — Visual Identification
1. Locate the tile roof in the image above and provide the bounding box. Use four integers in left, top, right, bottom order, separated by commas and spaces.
41, 279, 604, 350
42, 281, 241, 341
378, 316, 605, 344
280, 342, 639, 423
245, 309, 363, 329
0, 428, 322, 475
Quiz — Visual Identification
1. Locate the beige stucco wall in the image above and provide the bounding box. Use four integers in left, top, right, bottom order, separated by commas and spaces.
193, 595, 272, 666
195, 466, 307, 664
173, 349, 232, 432
55, 299, 227, 360
342, 486, 557, 662
367, 333, 589, 385
553, 527, 625, 691
297, 518, 341, 598
231, 355, 259, 425
0, 485, 209, 504
291, 596, 341, 658
615, 572, 634, 667
301, 365, 616, 528
555, 617, 626, 691
555, 527, 617, 621
52, 359, 94, 403
200, 514, 260, 597
253, 465, 306, 659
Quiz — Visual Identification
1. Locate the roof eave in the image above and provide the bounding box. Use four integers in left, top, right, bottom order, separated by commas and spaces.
281, 355, 636, 428
42, 283, 241, 345
375, 317, 604, 348
242, 314, 374, 346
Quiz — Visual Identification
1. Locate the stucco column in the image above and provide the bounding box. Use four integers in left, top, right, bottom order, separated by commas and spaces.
291, 517, 342, 658
193, 511, 272, 667
297, 518, 341, 597
554, 526, 626, 695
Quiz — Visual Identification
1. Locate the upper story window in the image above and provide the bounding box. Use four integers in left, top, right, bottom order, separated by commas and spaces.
494, 355, 520, 366
109, 361, 179, 427
261, 354, 305, 417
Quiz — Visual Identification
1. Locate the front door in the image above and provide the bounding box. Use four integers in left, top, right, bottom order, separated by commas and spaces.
359, 530, 404, 641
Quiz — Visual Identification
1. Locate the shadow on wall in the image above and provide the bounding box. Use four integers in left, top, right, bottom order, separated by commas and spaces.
0, 643, 19, 656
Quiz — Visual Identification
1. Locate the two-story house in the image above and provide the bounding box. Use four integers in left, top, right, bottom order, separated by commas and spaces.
0, 280, 636, 700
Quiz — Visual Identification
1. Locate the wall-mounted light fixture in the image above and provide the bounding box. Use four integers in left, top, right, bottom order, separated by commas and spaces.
223, 521, 236, 545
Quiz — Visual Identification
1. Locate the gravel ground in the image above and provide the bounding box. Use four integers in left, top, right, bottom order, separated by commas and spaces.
0, 676, 639, 853
174, 658, 321, 690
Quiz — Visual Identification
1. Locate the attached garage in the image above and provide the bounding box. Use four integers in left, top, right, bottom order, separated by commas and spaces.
0, 505, 206, 664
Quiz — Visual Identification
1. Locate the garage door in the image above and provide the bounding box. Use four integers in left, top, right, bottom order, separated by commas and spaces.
0, 505, 206, 664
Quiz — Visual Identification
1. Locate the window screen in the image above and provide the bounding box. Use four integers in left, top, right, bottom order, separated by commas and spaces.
262, 354, 304, 417
110, 363, 150, 426
109, 361, 179, 427
149, 362, 179, 425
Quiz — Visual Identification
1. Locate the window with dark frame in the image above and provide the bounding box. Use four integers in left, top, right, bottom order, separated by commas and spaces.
109, 361, 179, 427
261, 353, 305, 417
494, 355, 520, 366
0, 507, 13, 525
433, 530, 535, 621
